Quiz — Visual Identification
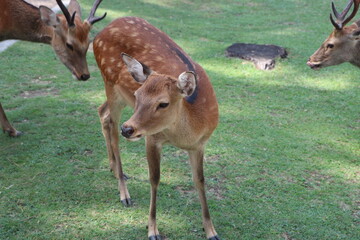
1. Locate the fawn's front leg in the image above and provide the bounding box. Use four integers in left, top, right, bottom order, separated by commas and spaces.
146, 136, 163, 240
188, 148, 220, 240
98, 101, 132, 206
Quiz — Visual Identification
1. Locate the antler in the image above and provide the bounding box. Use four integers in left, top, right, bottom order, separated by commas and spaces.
87, 0, 107, 25
56, 0, 76, 27
330, 0, 360, 30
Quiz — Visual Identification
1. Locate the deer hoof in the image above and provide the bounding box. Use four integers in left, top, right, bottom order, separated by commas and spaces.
149, 235, 162, 240
5, 129, 23, 137
208, 236, 221, 240
121, 198, 132, 207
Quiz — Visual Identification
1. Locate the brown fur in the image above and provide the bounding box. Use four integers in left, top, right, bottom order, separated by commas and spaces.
94, 17, 220, 239
0, 0, 104, 137
307, 0, 360, 69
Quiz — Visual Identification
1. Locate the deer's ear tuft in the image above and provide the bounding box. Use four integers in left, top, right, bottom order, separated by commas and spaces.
177, 71, 197, 97
121, 53, 152, 83
39, 6, 60, 27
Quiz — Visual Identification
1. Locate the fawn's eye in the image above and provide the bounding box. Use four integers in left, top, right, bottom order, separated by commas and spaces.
158, 103, 169, 109
327, 43, 334, 49
66, 43, 74, 51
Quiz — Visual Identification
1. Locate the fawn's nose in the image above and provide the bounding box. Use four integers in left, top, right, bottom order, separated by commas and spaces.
121, 125, 135, 138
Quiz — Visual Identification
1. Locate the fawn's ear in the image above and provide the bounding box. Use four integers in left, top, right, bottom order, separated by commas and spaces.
121, 53, 152, 83
177, 71, 197, 97
39, 6, 60, 27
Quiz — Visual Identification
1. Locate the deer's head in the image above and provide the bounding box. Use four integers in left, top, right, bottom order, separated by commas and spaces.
119, 53, 197, 141
39, 0, 106, 80
307, 0, 360, 70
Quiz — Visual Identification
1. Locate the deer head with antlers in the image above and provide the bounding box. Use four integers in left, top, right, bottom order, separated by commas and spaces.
0, 0, 106, 137
39, 0, 106, 80
307, 0, 360, 69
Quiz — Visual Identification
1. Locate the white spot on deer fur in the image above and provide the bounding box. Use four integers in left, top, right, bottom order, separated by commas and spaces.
101, 58, 106, 66
103, 45, 107, 51
144, 27, 149, 31
126, 20, 135, 24
150, 49, 158, 54
124, 25, 130, 30
155, 56, 164, 61
110, 57, 116, 63
110, 27, 120, 34
144, 61, 154, 66
117, 62, 122, 68
131, 32, 139, 37
98, 40, 103, 47
106, 67, 112, 74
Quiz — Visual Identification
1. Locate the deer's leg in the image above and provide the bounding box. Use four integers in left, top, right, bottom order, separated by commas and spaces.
188, 149, 220, 240
146, 136, 162, 240
98, 100, 131, 206
0, 103, 22, 137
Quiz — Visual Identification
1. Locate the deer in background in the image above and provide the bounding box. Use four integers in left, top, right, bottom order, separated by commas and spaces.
307, 0, 360, 69
94, 17, 220, 240
0, 0, 106, 137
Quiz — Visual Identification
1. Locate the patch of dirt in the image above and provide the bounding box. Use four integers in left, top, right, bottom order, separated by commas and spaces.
19, 88, 59, 99
175, 186, 197, 200
301, 170, 334, 189
353, 200, 360, 220
207, 184, 225, 200
281, 232, 295, 240
205, 154, 221, 163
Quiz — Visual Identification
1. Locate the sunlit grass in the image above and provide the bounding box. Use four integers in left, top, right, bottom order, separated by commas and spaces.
1, 0, 359, 239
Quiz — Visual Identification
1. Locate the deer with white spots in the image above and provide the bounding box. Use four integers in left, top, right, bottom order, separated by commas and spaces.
93, 17, 220, 240
0, 0, 106, 137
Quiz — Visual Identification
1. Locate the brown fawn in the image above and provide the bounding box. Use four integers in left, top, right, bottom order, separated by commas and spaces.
307, 0, 360, 69
0, 0, 106, 137
93, 17, 220, 240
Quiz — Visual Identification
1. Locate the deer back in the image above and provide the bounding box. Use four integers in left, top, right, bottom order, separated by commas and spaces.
93, 17, 218, 142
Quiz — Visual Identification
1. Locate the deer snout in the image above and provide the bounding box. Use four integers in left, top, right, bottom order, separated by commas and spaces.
306, 59, 321, 70
80, 74, 90, 81
121, 125, 135, 138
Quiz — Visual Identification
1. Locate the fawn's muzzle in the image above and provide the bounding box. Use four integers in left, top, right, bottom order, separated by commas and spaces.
121, 125, 135, 138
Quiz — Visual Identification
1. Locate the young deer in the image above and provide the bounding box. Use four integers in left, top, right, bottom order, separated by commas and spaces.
0, 0, 106, 136
93, 17, 220, 240
307, 0, 360, 69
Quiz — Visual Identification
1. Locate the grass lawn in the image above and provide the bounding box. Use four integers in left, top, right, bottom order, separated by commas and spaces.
0, 0, 359, 239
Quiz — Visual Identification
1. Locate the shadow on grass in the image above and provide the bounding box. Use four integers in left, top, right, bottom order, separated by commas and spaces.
1, 0, 359, 239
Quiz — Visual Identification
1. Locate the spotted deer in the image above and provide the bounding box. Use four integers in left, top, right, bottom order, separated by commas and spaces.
93, 17, 220, 240
0, 0, 106, 137
307, 0, 360, 69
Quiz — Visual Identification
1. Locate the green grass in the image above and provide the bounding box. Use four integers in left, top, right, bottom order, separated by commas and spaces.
1, 0, 359, 239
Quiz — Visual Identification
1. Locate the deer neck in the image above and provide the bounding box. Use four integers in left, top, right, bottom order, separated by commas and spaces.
0, 0, 53, 44
349, 42, 360, 67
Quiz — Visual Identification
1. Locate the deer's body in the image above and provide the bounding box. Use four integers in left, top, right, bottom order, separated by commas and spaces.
0, 0, 105, 137
94, 17, 220, 240
307, 0, 360, 69
0, 0, 51, 43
